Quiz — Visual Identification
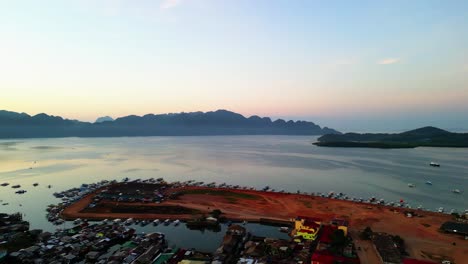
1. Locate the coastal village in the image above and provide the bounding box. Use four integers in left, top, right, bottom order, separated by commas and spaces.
1, 178, 467, 263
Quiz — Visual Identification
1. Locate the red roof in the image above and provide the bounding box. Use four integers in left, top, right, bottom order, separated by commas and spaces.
311, 253, 335, 264
303, 220, 320, 229
311, 252, 360, 264
403, 258, 437, 264
298, 229, 316, 234
319, 225, 337, 243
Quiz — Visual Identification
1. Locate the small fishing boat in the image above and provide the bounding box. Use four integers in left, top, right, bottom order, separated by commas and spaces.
11, 185, 21, 189
279, 227, 289, 232
113, 218, 122, 224
429, 162, 440, 167
1, 203, 8, 206
124, 218, 133, 225
73, 218, 82, 225
437, 207, 444, 213
48, 185, 52, 188
102, 219, 109, 224
408, 183, 415, 188
1, 183, 9, 187
140, 220, 148, 226
15, 190, 27, 194
173, 220, 180, 226
33, 183, 39, 187
452, 189, 461, 194
425, 181, 432, 185
153, 219, 160, 225
164, 219, 171, 225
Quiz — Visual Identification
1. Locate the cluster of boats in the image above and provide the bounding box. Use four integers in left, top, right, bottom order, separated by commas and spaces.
406, 161, 462, 194
107, 218, 181, 227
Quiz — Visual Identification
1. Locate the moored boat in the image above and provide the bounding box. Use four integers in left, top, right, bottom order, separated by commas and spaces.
173, 219, 180, 226
408, 183, 415, 188
452, 189, 461, 194
153, 219, 160, 225
429, 162, 440, 167
425, 181, 432, 185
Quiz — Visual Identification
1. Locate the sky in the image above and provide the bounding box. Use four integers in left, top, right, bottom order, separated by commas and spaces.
0, 0, 467, 132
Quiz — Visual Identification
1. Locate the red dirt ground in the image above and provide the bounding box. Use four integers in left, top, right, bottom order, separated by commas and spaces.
61, 185, 468, 263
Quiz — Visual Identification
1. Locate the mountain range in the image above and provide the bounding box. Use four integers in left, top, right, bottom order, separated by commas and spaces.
0, 109, 340, 138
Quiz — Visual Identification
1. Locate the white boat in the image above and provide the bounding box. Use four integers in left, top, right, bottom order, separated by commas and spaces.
113, 218, 122, 223
73, 218, 82, 225
173, 219, 180, 226
438, 207, 444, 213
429, 162, 440, 167
279, 227, 289, 232
124, 218, 133, 225
425, 181, 432, 185
153, 219, 160, 225
452, 189, 461, 194
408, 183, 415, 188
164, 219, 171, 225
102, 219, 109, 224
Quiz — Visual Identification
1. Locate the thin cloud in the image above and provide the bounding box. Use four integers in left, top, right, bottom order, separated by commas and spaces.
378, 58, 401, 65
161, 0, 182, 9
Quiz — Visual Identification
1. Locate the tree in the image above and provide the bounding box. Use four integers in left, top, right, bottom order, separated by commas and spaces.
211, 209, 222, 218
360, 226, 373, 240
331, 229, 346, 248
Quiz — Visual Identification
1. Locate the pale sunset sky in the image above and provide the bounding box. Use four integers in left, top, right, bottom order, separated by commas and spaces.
1, 0, 467, 132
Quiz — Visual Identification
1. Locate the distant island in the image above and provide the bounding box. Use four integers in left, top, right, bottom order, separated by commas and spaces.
314, 126, 468, 148
0, 109, 340, 138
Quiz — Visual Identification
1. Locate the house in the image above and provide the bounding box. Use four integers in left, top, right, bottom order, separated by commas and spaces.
294, 216, 321, 240
440, 222, 468, 236
331, 218, 349, 236
372, 233, 402, 264
311, 252, 360, 264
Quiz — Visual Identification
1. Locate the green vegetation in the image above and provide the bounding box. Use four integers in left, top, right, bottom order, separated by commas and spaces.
360, 226, 373, 240
316, 126, 468, 149
210, 209, 222, 218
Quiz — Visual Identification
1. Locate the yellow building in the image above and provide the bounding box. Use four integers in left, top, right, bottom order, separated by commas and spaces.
331, 218, 349, 236
294, 216, 321, 241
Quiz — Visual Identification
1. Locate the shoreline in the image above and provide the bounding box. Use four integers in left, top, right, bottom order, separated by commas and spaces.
61, 185, 453, 222
57, 182, 468, 262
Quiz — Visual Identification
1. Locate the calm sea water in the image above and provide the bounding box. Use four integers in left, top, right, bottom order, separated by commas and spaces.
0, 136, 467, 250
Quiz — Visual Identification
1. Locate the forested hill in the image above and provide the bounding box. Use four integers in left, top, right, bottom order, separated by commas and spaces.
314, 127, 468, 148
